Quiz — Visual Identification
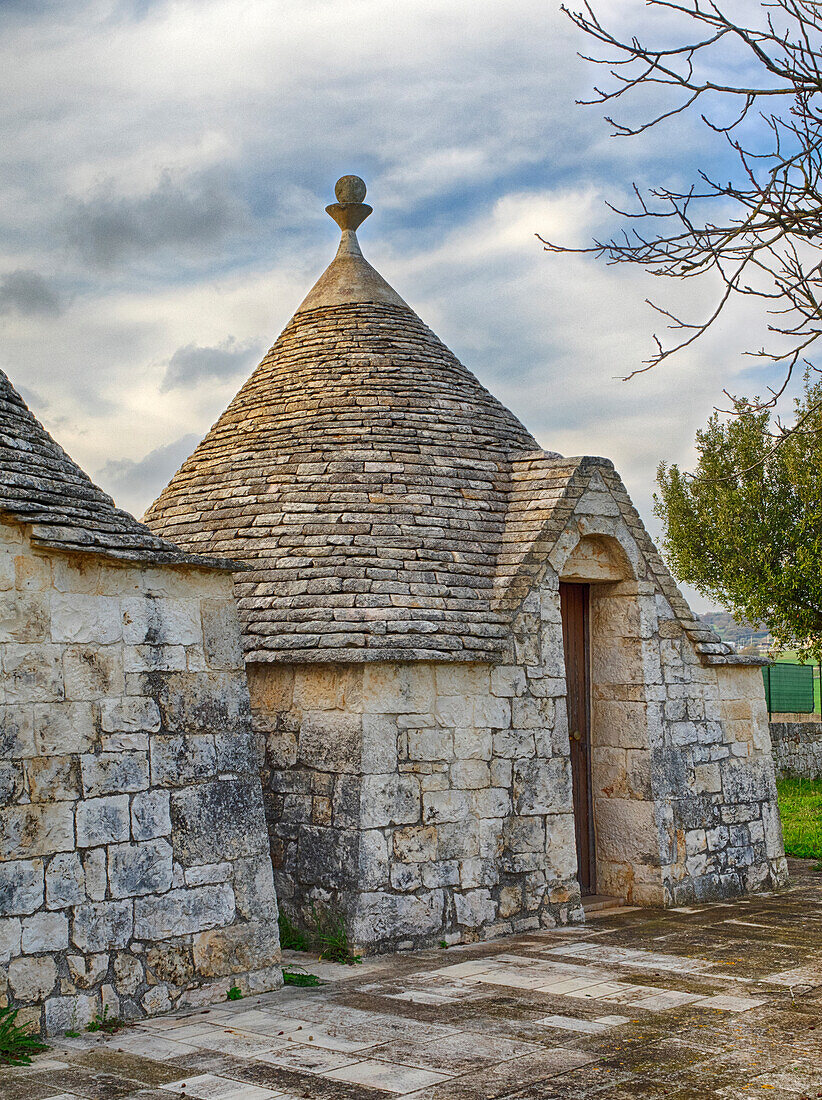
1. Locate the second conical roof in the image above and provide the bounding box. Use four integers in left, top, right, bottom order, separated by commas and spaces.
144, 177, 545, 662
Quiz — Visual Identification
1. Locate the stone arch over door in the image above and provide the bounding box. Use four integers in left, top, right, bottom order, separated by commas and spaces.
554, 526, 668, 905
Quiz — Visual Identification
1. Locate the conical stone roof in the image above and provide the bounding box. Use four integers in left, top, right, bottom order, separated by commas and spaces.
0, 367, 230, 568
145, 176, 553, 662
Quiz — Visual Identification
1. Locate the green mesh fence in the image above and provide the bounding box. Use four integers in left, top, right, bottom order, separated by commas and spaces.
762, 663, 815, 714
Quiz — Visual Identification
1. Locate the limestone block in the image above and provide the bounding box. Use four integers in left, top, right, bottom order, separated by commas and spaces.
454, 888, 495, 927
407, 728, 453, 762
450, 759, 489, 790
331, 775, 359, 829
0, 761, 24, 804
762, 800, 785, 858
361, 714, 399, 773
350, 888, 444, 944
0, 802, 74, 858
3, 643, 62, 703
131, 789, 171, 841
504, 815, 545, 853
0, 859, 43, 915
170, 779, 269, 865
391, 863, 422, 891
511, 697, 554, 731
492, 728, 535, 759
83, 848, 107, 901
63, 646, 124, 700
113, 951, 145, 994
363, 664, 435, 714
490, 666, 527, 698
596, 799, 660, 866
472, 787, 511, 819
0, 917, 21, 962
0, 591, 49, 644
490, 757, 512, 787
76, 795, 130, 848
193, 921, 281, 978
459, 858, 496, 888
360, 774, 420, 828
150, 671, 249, 736
72, 900, 133, 952
592, 637, 644, 686
694, 762, 722, 794
293, 666, 363, 712
9, 954, 57, 1001
359, 829, 390, 889
33, 701, 95, 755
21, 911, 68, 953
0, 705, 36, 759
422, 789, 470, 825
150, 735, 216, 787
185, 861, 232, 887
473, 697, 511, 729
298, 711, 361, 774
51, 594, 122, 644
438, 821, 479, 860
68, 952, 109, 990
499, 884, 522, 918
544, 813, 577, 879
247, 664, 294, 712
201, 599, 244, 669
26, 755, 82, 802
422, 861, 459, 888
134, 884, 235, 939
513, 759, 572, 816
108, 839, 174, 898
100, 698, 161, 735
45, 851, 85, 909
121, 596, 201, 646
453, 726, 492, 761
434, 695, 474, 728
393, 824, 437, 863
44, 993, 97, 1036
435, 664, 489, 696
124, 643, 187, 673
232, 857, 278, 922
80, 752, 149, 798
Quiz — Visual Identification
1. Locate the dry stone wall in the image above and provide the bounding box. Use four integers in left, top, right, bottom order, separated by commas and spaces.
770, 721, 822, 779
0, 519, 282, 1035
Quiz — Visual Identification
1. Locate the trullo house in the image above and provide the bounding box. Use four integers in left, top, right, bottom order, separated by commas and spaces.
145, 175, 787, 953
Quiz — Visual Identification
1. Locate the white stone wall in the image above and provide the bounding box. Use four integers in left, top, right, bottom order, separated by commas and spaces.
0, 520, 281, 1034
770, 721, 822, 779
252, 660, 582, 952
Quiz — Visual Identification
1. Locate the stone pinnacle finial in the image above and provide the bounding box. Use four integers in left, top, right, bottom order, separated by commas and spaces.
326, 175, 372, 232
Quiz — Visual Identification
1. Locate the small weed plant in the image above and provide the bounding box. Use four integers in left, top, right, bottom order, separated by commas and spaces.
278, 911, 311, 952
226, 986, 243, 1001
777, 778, 822, 859
86, 1005, 124, 1035
309, 903, 362, 965
282, 968, 321, 987
0, 1006, 48, 1067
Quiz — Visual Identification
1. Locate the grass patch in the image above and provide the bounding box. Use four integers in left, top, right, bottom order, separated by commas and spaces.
226, 986, 243, 1001
0, 1007, 47, 1067
282, 969, 321, 987
86, 1006, 125, 1035
278, 911, 311, 953
309, 904, 362, 965
777, 778, 822, 859
278, 905, 361, 965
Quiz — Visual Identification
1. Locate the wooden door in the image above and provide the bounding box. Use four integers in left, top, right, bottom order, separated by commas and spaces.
559, 582, 595, 895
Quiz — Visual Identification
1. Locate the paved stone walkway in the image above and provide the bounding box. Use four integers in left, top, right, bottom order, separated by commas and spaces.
4, 859, 822, 1100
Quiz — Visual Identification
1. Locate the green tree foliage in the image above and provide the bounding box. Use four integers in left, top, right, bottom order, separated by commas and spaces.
655, 377, 822, 659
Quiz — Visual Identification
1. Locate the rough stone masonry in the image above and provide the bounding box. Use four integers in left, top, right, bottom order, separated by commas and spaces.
0, 372, 282, 1035
146, 177, 788, 953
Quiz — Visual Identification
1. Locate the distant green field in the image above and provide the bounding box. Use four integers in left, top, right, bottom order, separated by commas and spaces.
776, 779, 822, 860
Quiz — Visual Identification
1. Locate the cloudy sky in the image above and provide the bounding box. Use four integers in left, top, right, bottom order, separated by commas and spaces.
0, 0, 787, 611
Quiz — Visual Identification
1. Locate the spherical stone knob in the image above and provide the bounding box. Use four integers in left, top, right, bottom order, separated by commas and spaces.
335, 175, 367, 204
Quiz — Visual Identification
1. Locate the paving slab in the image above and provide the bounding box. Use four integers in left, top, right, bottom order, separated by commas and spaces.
3, 858, 822, 1100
